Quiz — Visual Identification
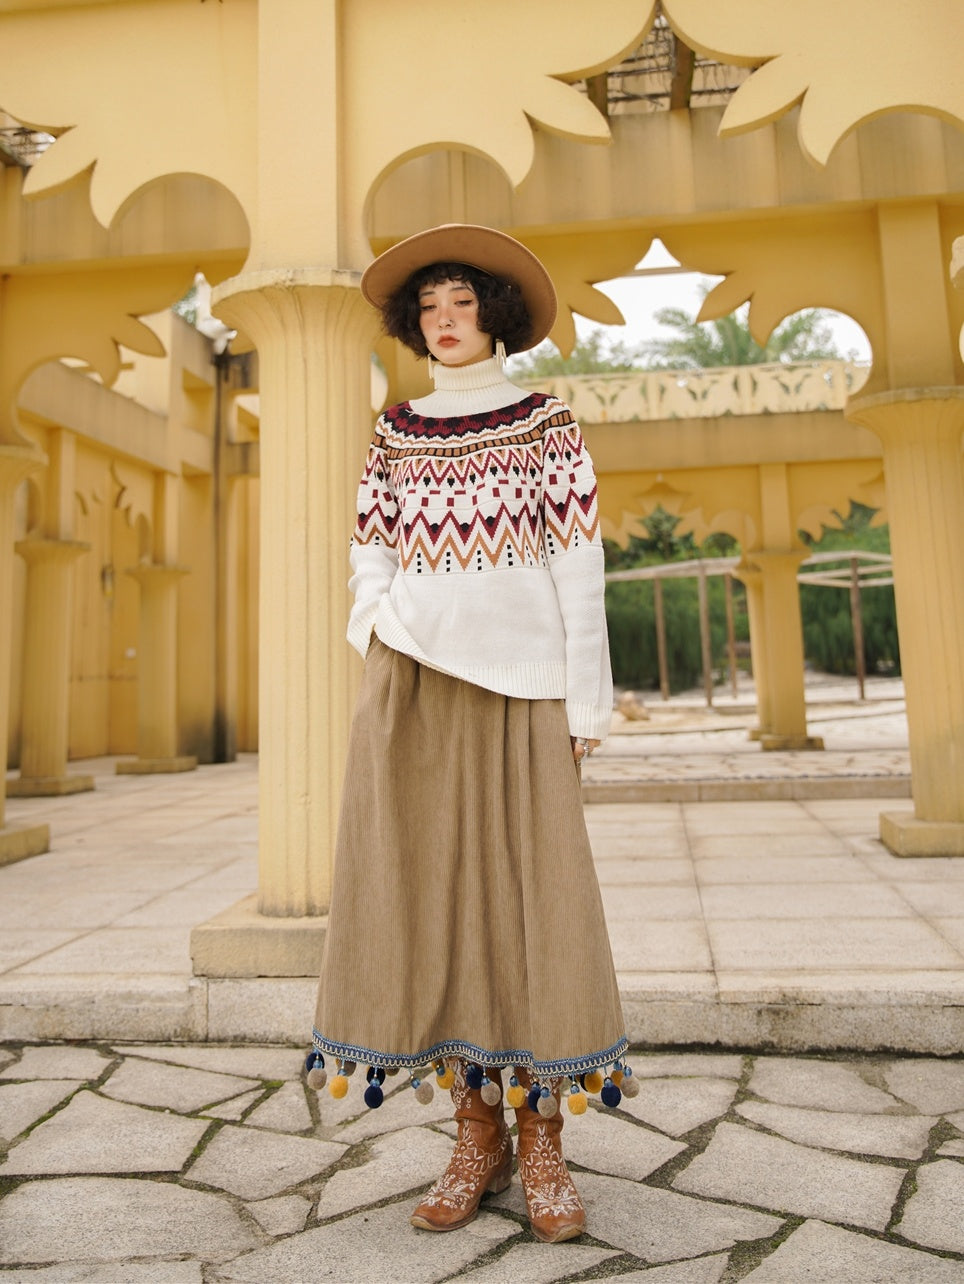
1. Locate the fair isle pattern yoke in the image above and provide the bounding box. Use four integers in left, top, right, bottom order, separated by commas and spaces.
353, 393, 600, 575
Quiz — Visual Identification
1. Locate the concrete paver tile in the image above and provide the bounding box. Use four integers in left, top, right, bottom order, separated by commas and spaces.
0, 931, 81, 972
604, 1258, 728, 1284
595, 858, 697, 886
243, 1193, 311, 1236
748, 1057, 898, 1111
893, 1160, 964, 1254
0, 890, 157, 930
699, 882, 913, 920
99, 1057, 261, 1112
891, 884, 964, 916
569, 1172, 782, 1263
243, 1081, 313, 1133
459, 1241, 619, 1282
695, 855, 869, 885
617, 970, 719, 999
602, 886, 703, 920
112, 887, 253, 928
10, 927, 193, 976
716, 971, 964, 1003
210, 1205, 515, 1283
616, 1077, 740, 1138
609, 919, 713, 972
202, 1088, 265, 1120
563, 1107, 686, 1178
316, 1125, 455, 1220
742, 1218, 964, 1282
707, 918, 963, 971
883, 1059, 964, 1114
0, 1263, 204, 1282
672, 1122, 905, 1231
859, 853, 964, 882
0, 1080, 83, 1143
116, 1043, 307, 1080
0, 1046, 113, 1081
689, 834, 848, 859
934, 919, 964, 954
736, 1099, 934, 1159
1, 1089, 210, 1175
0, 1176, 259, 1265
626, 1053, 745, 1080
0, 975, 206, 1043
184, 1120, 345, 1199
330, 1076, 459, 1143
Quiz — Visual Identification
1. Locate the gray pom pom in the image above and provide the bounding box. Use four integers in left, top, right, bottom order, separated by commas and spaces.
306, 1066, 328, 1091
537, 1092, 559, 1118
621, 1074, 640, 1098
480, 1080, 502, 1107
414, 1080, 435, 1105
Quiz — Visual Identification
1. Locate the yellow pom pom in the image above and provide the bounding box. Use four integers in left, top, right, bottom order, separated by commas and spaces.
568, 1091, 588, 1115
506, 1084, 527, 1109
435, 1067, 454, 1091
329, 1074, 349, 1099
611, 1069, 624, 1087
583, 1070, 604, 1095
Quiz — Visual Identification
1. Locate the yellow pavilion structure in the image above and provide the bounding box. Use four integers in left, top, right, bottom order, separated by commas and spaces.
2, 1, 964, 979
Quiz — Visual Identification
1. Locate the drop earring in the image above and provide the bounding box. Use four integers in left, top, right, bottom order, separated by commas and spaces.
495, 339, 507, 367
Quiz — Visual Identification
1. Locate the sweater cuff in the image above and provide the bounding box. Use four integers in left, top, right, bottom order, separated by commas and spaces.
566, 699, 614, 743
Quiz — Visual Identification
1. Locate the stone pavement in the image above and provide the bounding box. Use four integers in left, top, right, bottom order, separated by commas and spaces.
1, 1040, 963, 1281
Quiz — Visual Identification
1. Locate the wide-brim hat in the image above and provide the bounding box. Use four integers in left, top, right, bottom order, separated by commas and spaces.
361, 223, 557, 350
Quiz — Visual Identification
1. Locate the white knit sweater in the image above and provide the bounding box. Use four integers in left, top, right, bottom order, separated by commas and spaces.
347, 357, 614, 741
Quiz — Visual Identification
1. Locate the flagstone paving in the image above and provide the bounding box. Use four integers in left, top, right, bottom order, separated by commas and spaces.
1, 1042, 962, 1281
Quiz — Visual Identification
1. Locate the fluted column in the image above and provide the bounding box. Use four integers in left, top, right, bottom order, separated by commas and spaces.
847, 389, 964, 855
0, 444, 50, 863
213, 271, 377, 917
734, 551, 823, 751
9, 537, 93, 796
116, 562, 196, 775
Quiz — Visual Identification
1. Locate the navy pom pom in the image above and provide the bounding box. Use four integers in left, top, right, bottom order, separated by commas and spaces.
527, 1085, 542, 1113
366, 1065, 386, 1084
601, 1077, 622, 1108
364, 1082, 384, 1109
465, 1064, 484, 1090
305, 1050, 325, 1074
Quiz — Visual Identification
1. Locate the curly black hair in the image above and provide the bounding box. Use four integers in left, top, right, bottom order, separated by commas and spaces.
381, 262, 533, 358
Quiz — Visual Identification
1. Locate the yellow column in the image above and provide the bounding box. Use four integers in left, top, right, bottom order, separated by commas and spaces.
116, 562, 197, 775
736, 561, 771, 739
8, 537, 93, 797
847, 390, 964, 855
213, 274, 375, 916
734, 552, 824, 751
0, 444, 50, 864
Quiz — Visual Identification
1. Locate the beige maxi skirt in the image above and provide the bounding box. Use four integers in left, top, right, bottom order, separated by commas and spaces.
312, 639, 627, 1082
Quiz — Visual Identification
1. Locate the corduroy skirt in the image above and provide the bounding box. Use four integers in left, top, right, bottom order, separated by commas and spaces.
312, 639, 627, 1081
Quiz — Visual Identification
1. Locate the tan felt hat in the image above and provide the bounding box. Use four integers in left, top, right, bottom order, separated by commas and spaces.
361, 223, 557, 349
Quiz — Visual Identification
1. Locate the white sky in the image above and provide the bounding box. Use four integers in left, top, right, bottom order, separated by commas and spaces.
576, 239, 872, 362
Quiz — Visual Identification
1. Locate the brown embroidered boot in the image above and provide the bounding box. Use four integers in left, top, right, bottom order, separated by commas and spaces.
513, 1069, 586, 1243
410, 1061, 512, 1232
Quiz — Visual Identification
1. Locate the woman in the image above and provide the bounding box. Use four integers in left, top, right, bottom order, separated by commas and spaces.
308, 224, 632, 1244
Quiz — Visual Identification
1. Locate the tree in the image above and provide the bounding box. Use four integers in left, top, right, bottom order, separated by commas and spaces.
507, 328, 647, 378
642, 285, 844, 369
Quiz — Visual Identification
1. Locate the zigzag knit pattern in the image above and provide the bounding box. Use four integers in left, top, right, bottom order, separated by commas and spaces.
353, 393, 600, 575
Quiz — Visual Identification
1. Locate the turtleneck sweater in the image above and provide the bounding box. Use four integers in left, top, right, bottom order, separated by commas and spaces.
347, 356, 614, 741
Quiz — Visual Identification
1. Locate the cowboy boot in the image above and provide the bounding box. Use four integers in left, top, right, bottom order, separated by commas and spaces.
410, 1061, 512, 1232
513, 1069, 586, 1243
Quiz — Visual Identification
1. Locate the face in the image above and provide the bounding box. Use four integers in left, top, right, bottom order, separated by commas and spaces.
418, 277, 493, 367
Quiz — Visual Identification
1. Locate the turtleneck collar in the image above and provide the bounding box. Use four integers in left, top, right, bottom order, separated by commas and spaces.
430, 355, 511, 392
406, 355, 528, 418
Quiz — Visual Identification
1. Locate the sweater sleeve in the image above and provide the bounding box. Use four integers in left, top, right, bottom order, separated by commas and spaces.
541, 408, 614, 741
346, 425, 400, 658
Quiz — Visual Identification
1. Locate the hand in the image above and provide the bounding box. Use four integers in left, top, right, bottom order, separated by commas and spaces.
571, 736, 600, 763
